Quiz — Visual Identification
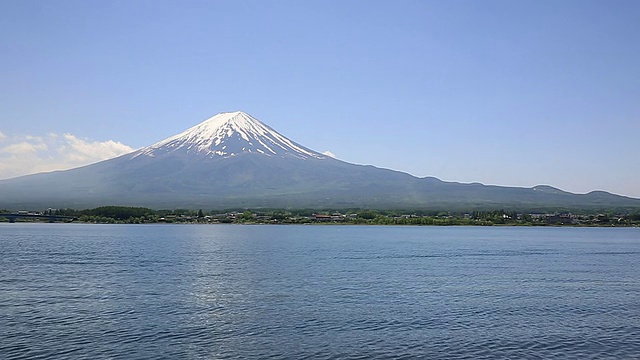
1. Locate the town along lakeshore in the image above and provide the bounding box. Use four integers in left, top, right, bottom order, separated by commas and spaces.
2, 206, 639, 226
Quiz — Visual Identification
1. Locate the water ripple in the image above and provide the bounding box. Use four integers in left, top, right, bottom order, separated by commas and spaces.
1, 224, 640, 359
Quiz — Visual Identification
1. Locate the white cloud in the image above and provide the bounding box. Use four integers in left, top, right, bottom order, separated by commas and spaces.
0, 132, 135, 180
61, 133, 134, 163
322, 150, 336, 158
0, 141, 48, 155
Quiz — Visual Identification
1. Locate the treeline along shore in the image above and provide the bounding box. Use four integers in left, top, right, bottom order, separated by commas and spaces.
2, 206, 640, 226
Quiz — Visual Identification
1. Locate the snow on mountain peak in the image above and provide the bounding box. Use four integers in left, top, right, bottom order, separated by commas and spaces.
136, 111, 327, 160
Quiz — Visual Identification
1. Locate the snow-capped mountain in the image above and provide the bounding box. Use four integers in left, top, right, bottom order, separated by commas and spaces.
1, 111, 639, 210
134, 111, 326, 160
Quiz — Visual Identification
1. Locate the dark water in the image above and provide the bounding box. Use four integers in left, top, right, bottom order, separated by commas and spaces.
1, 224, 639, 359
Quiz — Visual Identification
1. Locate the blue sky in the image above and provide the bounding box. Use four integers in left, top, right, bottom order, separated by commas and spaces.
1, 0, 639, 197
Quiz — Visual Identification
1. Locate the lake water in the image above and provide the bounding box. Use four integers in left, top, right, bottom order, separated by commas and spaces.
1, 224, 639, 359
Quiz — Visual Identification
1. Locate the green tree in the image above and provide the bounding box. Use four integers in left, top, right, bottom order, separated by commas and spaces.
358, 210, 378, 220
241, 210, 253, 221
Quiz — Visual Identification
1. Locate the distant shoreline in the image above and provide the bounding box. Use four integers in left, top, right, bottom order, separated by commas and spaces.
2, 206, 639, 226
2, 220, 638, 228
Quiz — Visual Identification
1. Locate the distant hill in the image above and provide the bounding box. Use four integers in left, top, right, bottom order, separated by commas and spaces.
1, 111, 639, 211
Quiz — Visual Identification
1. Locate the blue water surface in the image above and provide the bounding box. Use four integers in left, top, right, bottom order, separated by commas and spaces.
1, 224, 639, 359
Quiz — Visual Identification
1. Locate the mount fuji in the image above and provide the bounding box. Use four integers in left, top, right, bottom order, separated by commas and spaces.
1, 111, 639, 210
136, 111, 327, 160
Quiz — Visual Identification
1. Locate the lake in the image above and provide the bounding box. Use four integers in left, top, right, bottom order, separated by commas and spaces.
1, 224, 639, 359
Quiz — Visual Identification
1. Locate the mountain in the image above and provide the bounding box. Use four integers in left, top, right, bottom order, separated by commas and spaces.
1, 111, 639, 211
136, 111, 328, 160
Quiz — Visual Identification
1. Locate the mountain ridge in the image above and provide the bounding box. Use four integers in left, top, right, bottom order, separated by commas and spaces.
0, 111, 638, 211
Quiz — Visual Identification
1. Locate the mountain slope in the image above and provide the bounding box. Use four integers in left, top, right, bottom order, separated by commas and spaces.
1, 111, 639, 210
135, 111, 326, 160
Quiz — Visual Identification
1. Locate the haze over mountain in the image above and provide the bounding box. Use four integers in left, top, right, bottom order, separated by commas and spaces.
1, 111, 638, 211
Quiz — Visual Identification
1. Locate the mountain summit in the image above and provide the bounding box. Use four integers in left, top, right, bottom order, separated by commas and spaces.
0, 111, 639, 210
136, 111, 326, 160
